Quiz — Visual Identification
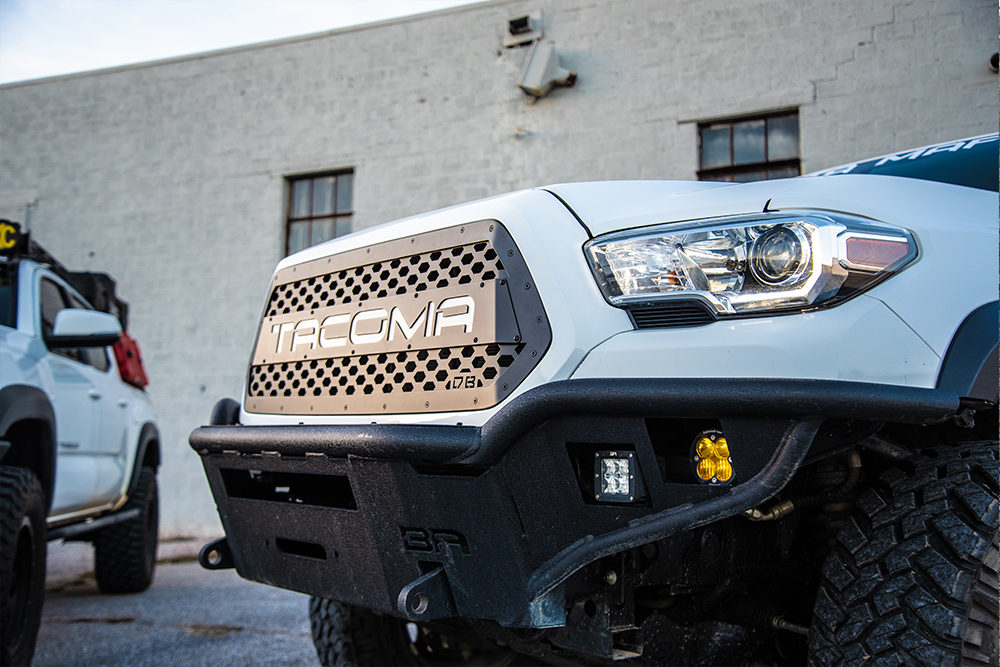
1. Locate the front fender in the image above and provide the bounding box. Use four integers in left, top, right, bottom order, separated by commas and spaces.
126, 422, 160, 499
937, 301, 999, 403
0, 384, 57, 513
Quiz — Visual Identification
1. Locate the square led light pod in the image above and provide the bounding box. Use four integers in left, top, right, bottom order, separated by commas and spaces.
594, 450, 644, 503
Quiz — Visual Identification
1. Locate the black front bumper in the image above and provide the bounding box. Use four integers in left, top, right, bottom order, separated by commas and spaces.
190, 378, 959, 628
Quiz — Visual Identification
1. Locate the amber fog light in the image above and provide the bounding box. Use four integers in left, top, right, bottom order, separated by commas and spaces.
692, 431, 734, 485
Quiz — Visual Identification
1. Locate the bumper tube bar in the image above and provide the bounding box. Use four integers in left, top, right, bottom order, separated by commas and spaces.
190, 422, 476, 462
525, 419, 821, 617
190, 378, 961, 466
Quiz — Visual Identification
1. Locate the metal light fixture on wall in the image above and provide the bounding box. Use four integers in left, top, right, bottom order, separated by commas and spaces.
517, 40, 577, 99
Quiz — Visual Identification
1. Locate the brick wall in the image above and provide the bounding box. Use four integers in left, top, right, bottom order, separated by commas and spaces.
1, 0, 996, 536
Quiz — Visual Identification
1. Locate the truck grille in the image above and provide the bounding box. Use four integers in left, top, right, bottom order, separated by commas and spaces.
245, 220, 550, 415
263, 242, 504, 318
248, 342, 527, 400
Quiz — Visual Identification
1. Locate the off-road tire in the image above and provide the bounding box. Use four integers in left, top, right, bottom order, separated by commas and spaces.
309, 596, 521, 667
0, 467, 47, 667
809, 441, 999, 666
94, 466, 158, 593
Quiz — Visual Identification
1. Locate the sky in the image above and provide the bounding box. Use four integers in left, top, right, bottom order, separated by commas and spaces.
0, 0, 486, 84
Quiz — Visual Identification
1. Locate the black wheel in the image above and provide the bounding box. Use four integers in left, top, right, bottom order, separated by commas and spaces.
0, 467, 47, 667
809, 441, 999, 666
94, 466, 158, 593
309, 597, 521, 667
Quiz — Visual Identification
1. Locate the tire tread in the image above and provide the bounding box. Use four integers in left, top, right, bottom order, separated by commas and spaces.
809, 441, 1000, 667
0, 467, 47, 667
93, 466, 158, 593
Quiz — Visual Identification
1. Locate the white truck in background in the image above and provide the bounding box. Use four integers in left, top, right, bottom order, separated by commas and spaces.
0, 221, 160, 667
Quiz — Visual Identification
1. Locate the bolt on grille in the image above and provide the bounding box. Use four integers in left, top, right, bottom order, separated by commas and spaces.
245, 220, 551, 415
265, 242, 506, 319
249, 343, 526, 400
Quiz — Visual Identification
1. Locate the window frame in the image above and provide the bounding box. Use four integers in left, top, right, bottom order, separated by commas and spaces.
285, 170, 354, 256
697, 110, 801, 182
39, 276, 110, 373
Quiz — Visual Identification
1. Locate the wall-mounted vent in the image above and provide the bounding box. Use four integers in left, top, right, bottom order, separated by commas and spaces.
504, 11, 542, 48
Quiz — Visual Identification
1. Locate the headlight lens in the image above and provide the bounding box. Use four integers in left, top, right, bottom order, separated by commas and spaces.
748, 225, 810, 286
584, 212, 916, 316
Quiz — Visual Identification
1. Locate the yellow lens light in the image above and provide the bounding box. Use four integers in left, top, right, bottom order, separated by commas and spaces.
692, 432, 734, 485
696, 438, 715, 459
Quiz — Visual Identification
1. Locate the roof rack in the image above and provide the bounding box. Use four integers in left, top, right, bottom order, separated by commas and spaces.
0, 219, 129, 330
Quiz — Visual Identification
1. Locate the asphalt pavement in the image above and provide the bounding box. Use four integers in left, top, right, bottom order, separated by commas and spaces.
35, 540, 319, 667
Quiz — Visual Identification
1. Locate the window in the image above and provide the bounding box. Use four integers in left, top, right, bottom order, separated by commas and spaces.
40, 277, 109, 372
0, 261, 15, 329
67, 292, 110, 372
286, 171, 354, 256
698, 111, 800, 182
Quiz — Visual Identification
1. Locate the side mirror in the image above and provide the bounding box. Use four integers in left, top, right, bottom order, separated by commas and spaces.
48, 309, 122, 348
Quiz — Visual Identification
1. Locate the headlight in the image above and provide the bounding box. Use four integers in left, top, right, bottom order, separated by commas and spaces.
584, 212, 916, 317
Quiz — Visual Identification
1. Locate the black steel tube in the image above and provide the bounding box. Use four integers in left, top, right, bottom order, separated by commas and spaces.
470, 378, 958, 464
524, 419, 823, 603
189, 379, 960, 465
189, 423, 477, 462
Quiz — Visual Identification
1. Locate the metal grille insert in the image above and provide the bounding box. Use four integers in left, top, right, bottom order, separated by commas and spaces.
245, 220, 550, 416
265, 243, 505, 318
249, 343, 526, 401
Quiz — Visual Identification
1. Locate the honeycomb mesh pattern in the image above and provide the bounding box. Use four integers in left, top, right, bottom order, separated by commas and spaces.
265, 242, 505, 318
248, 343, 526, 399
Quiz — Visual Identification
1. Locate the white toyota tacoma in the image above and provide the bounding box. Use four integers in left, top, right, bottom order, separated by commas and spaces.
192, 135, 998, 666
0, 222, 160, 667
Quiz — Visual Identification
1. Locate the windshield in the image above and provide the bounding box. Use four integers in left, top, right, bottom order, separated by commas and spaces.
808, 133, 999, 192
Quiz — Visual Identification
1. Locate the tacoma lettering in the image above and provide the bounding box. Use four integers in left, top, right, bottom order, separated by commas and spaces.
271, 296, 475, 354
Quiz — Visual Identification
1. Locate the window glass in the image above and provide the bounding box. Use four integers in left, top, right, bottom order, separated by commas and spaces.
40, 279, 66, 339
312, 176, 335, 216
732, 119, 765, 165
767, 115, 799, 161
336, 173, 354, 212
312, 219, 334, 246
698, 112, 800, 182
40, 279, 82, 364
816, 135, 1000, 192
288, 221, 309, 256
0, 261, 15, 329
291, 180, 311, 218
67, 293, 110, 372
285, 171, 355, 256
700, 126, 730, 169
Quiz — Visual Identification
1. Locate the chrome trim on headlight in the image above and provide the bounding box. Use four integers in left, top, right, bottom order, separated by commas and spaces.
584, 211, 917, 319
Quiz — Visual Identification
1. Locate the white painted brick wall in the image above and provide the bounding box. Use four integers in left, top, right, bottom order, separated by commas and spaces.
1, 0, 996, 536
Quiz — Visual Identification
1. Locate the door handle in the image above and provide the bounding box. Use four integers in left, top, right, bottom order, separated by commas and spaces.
87, 389, 102, 400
